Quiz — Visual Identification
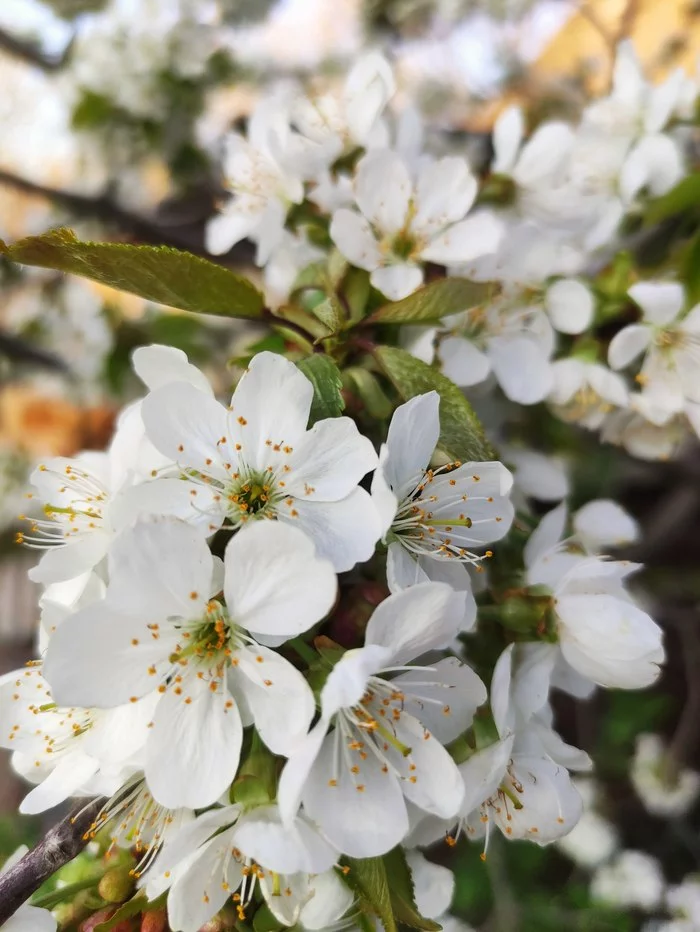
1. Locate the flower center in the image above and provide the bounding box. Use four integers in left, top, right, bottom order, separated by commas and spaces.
18, 463, 108, 550
225, 469, 282, 526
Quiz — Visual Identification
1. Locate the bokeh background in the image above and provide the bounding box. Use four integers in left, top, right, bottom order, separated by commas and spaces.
2, 1, 700, 929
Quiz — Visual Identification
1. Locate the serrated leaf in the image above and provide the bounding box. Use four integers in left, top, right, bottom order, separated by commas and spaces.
344, 268, 371, 324
296, 355, 345, 424
0, 228, 264, 319
374, 345, 494, 462
311, 294, 346, 336
383, 847, 442, 931
644, 173, 700, 224
342, 858, 397, 932
368, 278, 495, 325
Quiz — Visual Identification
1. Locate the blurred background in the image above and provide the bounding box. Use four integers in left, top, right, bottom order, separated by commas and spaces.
2, 1, 700, 929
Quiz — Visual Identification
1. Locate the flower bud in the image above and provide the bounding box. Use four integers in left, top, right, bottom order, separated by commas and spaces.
98, 867, 136, 903
141, 910, 168, 932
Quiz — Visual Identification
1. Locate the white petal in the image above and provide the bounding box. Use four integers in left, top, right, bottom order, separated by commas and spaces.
233, 807, 338, 875
206, 209, 257, 255
259, 871, 311, 927
524, 503, 567, 571
497, 755, 582, 843
112, 478, 224, 536
545, 279, 594, 334
355, 150, 411, 235
420, 212, 503, 265
394, 657, 486, 744
132, 344, 212, 395
43, 606, 168, 708
413, 157, 477, 237
628, 282, 685, 326
299, 870, 354, 930
3, 906, 56, 932
278, 720, 329, 825
20, 753, 99, 815
28, 533, 109, 585
384, 392, 440, 499
329, 209, 382, 271
235, 644, 315, 757
224, 521, 336, 639
608, 324, 652, 370
344, 52, 396, 144
168, 834, 234, 932
513, 122, 574, 187
285, 488, 381, 572
141, 383, 229, 478
365, 583, 463, 665
573, 499, 640, 551
370, 446, 400, 538
548, 358, 585, 405
370, 263, 424, 300
489, 335, 554, 404
228, 351, 314, 471
321, 645, 393, 718
438, 336, 491, 387
458, 735, 514, 815
490, 645, 514, 738
406, 850, 455, 920
509, 450, 569, 502
492, 106, 524, 175
302, 728, 409, 857
107, 518, 213, 619
146, 673, 243, 808
620, 134, 683, 203
587, 364, 629, 407
284, 417, 378, 500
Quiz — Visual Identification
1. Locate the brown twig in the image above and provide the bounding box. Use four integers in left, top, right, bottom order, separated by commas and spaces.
0, 797, 105, 926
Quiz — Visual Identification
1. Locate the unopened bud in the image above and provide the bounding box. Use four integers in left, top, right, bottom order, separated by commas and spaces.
141, 910, 168, 932
79, 908, 133, 932
99, 867, 136, 903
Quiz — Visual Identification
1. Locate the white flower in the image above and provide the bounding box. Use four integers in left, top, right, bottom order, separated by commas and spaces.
407, 850, 455, 923
549, 359, 629, 429
602, 404, 690, 461
0, 847, 56, 932
435, 295, 556, 405
409, 644, 589, 850
666, 878, 700, 925
492, 106, 575, 194
609, 282, 700, 421
297, 869, 355, 931
0, 665, 157, 814
525, 504, 664, 688
330, 150, 502, 300
149, 804, 339, 932
43, 517, 335, 808
141, 350, 380, 572
573, 499, 640, 553
544, 278, 595, 335
263, 231, 324, 309
206, 95, 308, 263
292, 51, 395, 159
279, 582, 481, 858
591, 850, 665, 911
371, 392, 513, 630
507, 449, 569, 503
631, 734, 700, 818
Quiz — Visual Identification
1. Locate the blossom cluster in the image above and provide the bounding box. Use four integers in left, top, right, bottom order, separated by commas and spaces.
0, 39, 688, 932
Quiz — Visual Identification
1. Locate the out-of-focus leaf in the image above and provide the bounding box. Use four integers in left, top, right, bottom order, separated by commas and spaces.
0, 229, 264, 319
645, 173, 700, 224
342, 857, 397, 932
374, 345, 494, 462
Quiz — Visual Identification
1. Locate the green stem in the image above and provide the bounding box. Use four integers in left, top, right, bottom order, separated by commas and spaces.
290, 637, 317, 666
32, 875, 102, 910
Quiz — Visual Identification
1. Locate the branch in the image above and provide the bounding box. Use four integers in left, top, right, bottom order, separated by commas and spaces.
0, 28, 71, 72
665, 605, 700, 774
0, 797, 105, 925
0, 169, 255, 266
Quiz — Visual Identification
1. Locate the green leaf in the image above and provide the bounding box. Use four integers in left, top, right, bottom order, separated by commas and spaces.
310, 294, 346, 336
342, 858, 397, 932
374, 345, 494, 462
296, 355, 345, 424
683, 232, 700, 304
383, 847, 442, 931
645, 173, 700, 224
368, 278, 495, 324
344, 366, 394, 419
0, 228, 264, 319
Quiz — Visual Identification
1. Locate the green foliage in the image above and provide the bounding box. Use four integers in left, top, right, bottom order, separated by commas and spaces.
94, 891, 167, 930
341, 849, 442, 932
310, 294, 346, 335
0, 229, 264, 319
296, 354, 346, 423
645, 173, 700, 224
374, 345, 494, 462
368, 278, 495, 324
